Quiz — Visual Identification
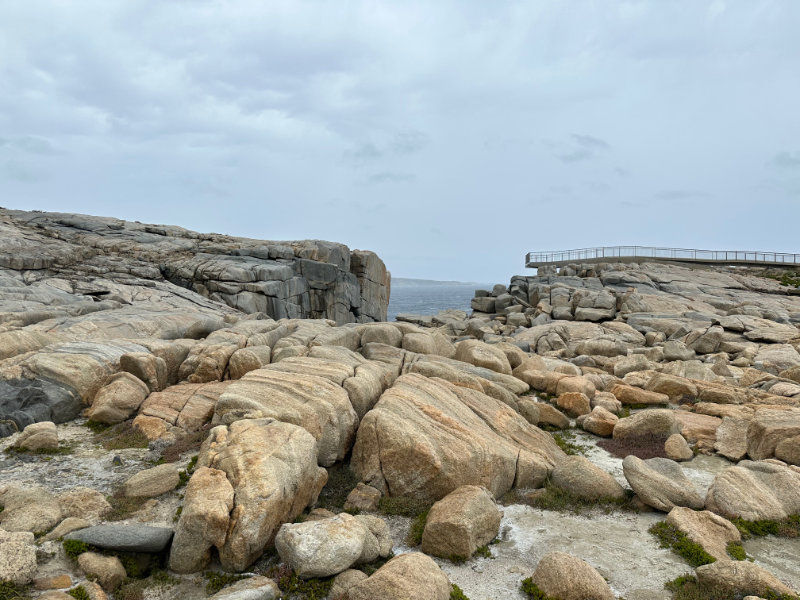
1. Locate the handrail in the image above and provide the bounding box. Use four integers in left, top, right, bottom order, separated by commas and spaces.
525, 246, 800, 268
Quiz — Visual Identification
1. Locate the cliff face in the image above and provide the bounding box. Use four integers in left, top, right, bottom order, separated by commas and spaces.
0, 208, 390, 325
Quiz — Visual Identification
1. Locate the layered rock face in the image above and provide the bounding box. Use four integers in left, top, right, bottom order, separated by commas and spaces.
0, 208, 389, 327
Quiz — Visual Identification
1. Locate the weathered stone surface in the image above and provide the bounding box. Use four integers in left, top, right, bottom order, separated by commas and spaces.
77, 552, 126, 592
66, 524, 174, 553
666, 507, 741, 562
0, 485, 61, 533
622, 456, 704, 512
704, 460, 800, 521
344, 482, 382, 513
328, 569, 368, 600
551, 456, 626, 501
534, 402, 571, 429
58, 487, 111, 522
122, 463, 180, 498
675, 411, 721, 445
343, 552, 451, 600
214, 368, 358, 467
612, 409, 679, 441
208, 576, 280, 600
645, 373, 698, 402
135, 381, 229, 437
197, 418, 327, 571
610, 384, 669, 406
775, 435, 800, 465
556, 392, 592, 418
746, 408, 800, 460
555, 376, 596, 399
33, 575, 73, 590
714, 417, 750, 461
530, 551, 615, 600
119, 352, 168, 393
352, 374, 565, 502
169, 467, 235, 573
454, 339, 512, 375
86, 372, 150, 424
421, 485, 502, 559
13, 420, 58, 451
664, 433, 694, 461
43, 517, 90, 542
227, 346, 272, 380
582, 406, 618, 437
275, 513, 390, 578
696, 560, 797, 598
0, 527, 37, 585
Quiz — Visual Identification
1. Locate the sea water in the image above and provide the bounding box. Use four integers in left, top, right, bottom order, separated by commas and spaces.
387, 282, 484, 322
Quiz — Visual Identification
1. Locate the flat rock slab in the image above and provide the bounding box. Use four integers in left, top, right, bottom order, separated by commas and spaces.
66, 524, 174, 553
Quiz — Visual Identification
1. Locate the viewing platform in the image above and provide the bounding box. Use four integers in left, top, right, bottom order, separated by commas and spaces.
525, 246, 800, 269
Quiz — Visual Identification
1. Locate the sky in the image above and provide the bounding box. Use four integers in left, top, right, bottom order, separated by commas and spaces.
1, 1, 799, 284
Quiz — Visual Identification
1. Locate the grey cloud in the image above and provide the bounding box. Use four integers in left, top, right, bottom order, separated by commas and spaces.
554, 133, 611, 163
390, 131, 428, 155
771, 152, 800, 168
0, 136, 59, 155
572, 134, 610, 150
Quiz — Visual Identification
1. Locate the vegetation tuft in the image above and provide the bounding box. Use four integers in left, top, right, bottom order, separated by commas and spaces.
66, 587, 91, 600
159, 428, 209, 463
649, 522, 716, 567
475, 544, 493, 559
520, 578, 558, 600
731, 515, 800, 539
269, 565, 333, 600
765, 271, 800, 288
63, 539, 91, 560
502, 479, 635, 515
664, 574, 799, 600
0, 581, 31, 600
91, 420, 149, 450
450, 583, 471, 600
377, 495, 431, 518
105, 490, 143, 521
407, 510, 429, 546
597, 434, 669, 459
4, 444, 74, 456
315, 462, 359, 512
725, 541, 747, 561
204, 571, 248, 595
115, 570, 178, 600
551, 431, 588, 456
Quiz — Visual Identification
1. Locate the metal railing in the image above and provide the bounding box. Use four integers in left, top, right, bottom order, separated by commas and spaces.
525, 246, 800, 267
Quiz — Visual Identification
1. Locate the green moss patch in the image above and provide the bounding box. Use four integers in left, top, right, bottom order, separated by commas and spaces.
726, 541, 747, 561
92, 420, 149, 450
520, 578, 558, 600
450, 583, 471, 600
551, 430, 588, 456
649, 522, 715, 567
407, 510, 429, 546
377, 495, 431, 518
115, 570, 179, 600
63, 539, 91, 560
3, 444, 74, 456
731, 515, 800, 539
0, 581, 31, 600
272, 567, 333, 600
204, 572, 249, 595
315, 462, 359, 512
502, 479, 635, 515
67, 587, 91, 600
664, 574, 799, 600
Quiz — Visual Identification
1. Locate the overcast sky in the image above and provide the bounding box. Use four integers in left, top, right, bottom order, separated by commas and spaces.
1, 1, 799, 283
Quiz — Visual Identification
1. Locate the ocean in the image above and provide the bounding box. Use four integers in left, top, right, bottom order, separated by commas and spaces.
387, 280, 489, 322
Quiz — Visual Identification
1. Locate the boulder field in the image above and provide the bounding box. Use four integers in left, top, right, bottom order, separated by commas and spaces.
1, 215, 799, 599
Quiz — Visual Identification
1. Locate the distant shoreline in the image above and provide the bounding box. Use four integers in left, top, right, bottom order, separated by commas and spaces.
391, 277, 491, 288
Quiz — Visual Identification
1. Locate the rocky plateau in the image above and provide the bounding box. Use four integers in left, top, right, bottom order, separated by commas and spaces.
1, 208, 799, 600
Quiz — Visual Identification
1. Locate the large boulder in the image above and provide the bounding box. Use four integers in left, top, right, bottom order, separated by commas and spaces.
714, 417, 750, 461
421, 485, 502, 559
196, 418, 327, 571
704, 460, 800, 521
696, 560, 797, 598
66, 524, 174, 553
775, 435, 800, 466
169, 467, 235, 573
119, 352, 168, 392
529, 551, 615, 600
550, 456, 626, 501
352, 374, 564, 502
343, 552, 451, 600
275, 513, 391, 578
556, 392, 591, 418
746, 408, 800, 460
609, 384, 669, 406
664, 434, 694, 461
214, 369, 358, 467
134, 381, 229, 437
622, 456, 704, 512
665, 507, 741, 561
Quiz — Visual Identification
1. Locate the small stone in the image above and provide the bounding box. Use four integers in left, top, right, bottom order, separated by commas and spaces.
665, 434, 694, 461
530, 551, 614, 600
77, 552, 126, 592
43, 517, 91, 542
122, 463, 180, 498
328, 569, 369, 600
34, 575, 73, 590
13, 421, 58, 451
0, 527, 37, 585
344, 482, 381, 513
208, 575, 280, 599
556, 392, 592, 418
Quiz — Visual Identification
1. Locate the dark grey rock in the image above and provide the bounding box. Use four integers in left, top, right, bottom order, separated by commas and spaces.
66, 524, 174, 553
